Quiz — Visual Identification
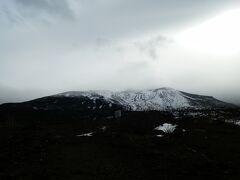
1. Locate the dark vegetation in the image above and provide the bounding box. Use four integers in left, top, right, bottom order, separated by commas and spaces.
0, 107, 240, 180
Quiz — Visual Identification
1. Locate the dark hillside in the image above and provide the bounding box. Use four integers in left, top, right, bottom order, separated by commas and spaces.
0, 108, 240, 180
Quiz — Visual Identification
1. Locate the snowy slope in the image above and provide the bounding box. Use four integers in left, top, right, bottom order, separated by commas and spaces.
55, 87, 235, 111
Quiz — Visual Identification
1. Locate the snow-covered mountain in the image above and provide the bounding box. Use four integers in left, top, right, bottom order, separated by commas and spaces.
54, 87, 236, 111
0, 88, 236, 112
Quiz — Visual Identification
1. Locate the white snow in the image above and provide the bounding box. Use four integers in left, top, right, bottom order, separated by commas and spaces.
110, 88, 192, 111
154, 123, 177, 134
225, 119, 240, 126
76, 132, 93, 137
187, 112, 206, 117
235, 121, 240, 126
54, 87, 223, 111
100, 126, 107, 131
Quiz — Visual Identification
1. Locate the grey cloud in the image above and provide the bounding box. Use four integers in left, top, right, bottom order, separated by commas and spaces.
0, 0, 240, 104
16, 0, 71, 14
95, 38, 113, 48
0, 85, 52, 104
2, 0, 237, 38
134, 35, 172, 60
4, 0, 74, 23
16, 0, 55, 8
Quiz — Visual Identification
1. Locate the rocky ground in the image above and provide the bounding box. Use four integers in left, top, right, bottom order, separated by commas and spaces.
0, 109, 240, 180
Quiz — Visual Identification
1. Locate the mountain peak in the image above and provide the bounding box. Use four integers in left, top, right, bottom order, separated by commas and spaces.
1, 87, 236, 112
54, 87, 236, 111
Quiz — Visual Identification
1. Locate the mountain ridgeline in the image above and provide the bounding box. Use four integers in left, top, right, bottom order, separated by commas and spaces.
0, 88, 240, 180
0, 88, 236, 112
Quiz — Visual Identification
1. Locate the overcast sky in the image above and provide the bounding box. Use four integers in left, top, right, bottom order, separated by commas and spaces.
0, 0, 240, 104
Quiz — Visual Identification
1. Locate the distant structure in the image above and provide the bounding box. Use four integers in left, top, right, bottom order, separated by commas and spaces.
114, 110, 122, 119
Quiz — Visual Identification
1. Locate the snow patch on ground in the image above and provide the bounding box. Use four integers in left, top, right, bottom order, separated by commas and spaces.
76, 132, 93, 137
235, 121, 240, 126
155, 123, 177, 134
225, 119, 240, 126
100, 126, 107, 132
